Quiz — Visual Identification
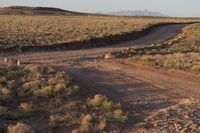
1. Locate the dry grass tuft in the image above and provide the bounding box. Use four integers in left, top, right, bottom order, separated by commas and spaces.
79, 114, 93, 133
7, 123, 34, 133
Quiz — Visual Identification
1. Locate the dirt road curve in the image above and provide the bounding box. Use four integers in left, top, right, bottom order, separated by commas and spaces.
1, 24, 200, 132
0, 24, 186, 62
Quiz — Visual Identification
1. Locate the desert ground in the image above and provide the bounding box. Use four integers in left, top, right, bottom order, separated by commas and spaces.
1, 11, 200, 132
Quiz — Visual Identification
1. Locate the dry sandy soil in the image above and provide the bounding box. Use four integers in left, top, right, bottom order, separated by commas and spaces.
1, 24, 200, 132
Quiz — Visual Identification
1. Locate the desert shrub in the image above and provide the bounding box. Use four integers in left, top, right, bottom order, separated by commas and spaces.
105, 109, 128, 123
24, 65, 43, 80
22, 80, 41, 93
19, 102, 33, 112
25, 65, 41, 73
105, 112, 114, 122
79, 114, 93, 133
48, 77, 58, 85
7, 79, 24, 96
71, 129, 79, 133
102, 100, 121, 111
191, 65, 200, 73
7, 123, 34, 133
0, 77, 7, 84
64, 110, 80, 124
66, 85, 80, 96
55, 71, 66, 79
7, 80, 23, 96
0, 87, 11, 100
6, 80, 15, 89
0, 88, 11, 95
0, 105, 8, 116
88, 94, 122, 112
55, 82, 66, 92
88, 94, 107, 107
18, 102, 34, 118
48, 72, 67, 86
87, 94, 127, 125
49, 115, 65, 127
34, 86, 54, 97
113, 109, 128, 123
135, 53, 200, 73
98, 116, 107, 131
0, 64, 128, 132
163, 60, 175, 69
46, 67, 56, 74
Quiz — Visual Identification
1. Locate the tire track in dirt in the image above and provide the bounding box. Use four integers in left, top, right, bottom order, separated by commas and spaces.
63, 60, 200, 132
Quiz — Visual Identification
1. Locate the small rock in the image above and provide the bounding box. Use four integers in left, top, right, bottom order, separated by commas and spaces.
126, 47, 131, 51
168, 41, 173, 45
104, 53, 114, 59
151, 43, 155, 47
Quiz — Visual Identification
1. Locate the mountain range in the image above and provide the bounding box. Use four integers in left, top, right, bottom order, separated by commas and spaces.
107, 10, 167, 17
0, 6, 167, 17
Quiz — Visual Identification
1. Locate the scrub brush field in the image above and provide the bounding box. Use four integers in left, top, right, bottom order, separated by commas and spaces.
112, 23, 200, 73
0, 15, 199, 49
0, 62, 127, 133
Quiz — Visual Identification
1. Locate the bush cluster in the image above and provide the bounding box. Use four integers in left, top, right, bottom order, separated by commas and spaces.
0, 65, 127, 132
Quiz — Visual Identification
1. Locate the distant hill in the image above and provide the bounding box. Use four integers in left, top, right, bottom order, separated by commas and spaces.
0, 6, 86, 15
107, 10, 168, 17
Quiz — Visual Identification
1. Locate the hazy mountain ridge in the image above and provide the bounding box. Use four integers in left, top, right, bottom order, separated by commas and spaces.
0, 6, 167, 17
0, 6, 86, 15
107, 10, 168, 17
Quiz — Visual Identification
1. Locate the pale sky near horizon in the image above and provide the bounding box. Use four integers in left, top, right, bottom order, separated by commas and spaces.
0, 0, 199, 17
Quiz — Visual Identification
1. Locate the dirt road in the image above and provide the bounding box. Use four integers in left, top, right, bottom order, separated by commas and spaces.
1, 24, 200, 132
0, 24, 186, 63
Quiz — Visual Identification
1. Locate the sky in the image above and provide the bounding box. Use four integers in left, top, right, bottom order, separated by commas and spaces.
0, 0, 200, 17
